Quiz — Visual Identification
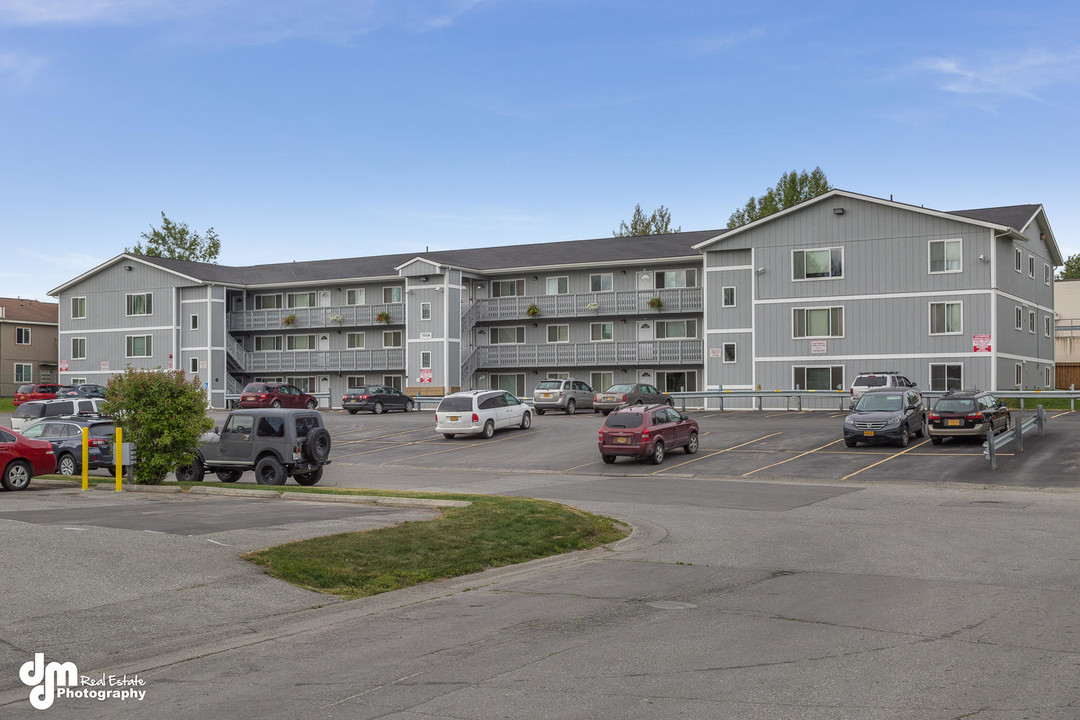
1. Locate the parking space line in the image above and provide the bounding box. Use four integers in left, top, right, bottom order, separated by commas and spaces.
741, 438, 843, 477
390, 428, 549, 462
653, 432, 782, 475
841, 439, 932, 481
1051, 410, 1073, 419
334, 426, 435, 446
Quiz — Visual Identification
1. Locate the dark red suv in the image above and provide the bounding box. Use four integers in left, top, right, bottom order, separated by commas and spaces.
598, 404, 699, 465
238, 382, 318, 410
13, 384, 62, 407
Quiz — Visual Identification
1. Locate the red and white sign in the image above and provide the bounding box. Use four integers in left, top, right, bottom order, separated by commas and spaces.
59, 360, 68, 372
973, 334, 992, 353
419, 368, 433, 384
811, 340, 827, 354
100, 361, 109, 371
708, 348, 723, 359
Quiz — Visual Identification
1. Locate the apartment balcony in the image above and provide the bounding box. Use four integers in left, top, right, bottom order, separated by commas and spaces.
473, 339, 703, 368
244, 349, 405, 373
471, 287, 702, 323
227, 304, 404, 332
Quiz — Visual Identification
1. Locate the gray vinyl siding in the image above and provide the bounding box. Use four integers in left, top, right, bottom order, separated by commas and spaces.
705, 248, 751, 268
398, 259, 443, 277
705, 268, 752, 329
706, 334, 752, 387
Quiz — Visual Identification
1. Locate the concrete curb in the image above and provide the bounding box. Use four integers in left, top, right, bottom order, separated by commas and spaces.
186, 486, 279, 499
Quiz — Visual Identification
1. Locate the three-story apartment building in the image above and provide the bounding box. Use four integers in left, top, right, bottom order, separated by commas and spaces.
0, 297, 59, 397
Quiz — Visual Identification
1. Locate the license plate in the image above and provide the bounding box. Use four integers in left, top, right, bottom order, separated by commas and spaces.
863, 430, 874, 437
244, 396, 255, 400
449, 416, 459, 421
947, 419, 961, 426
615, 437, 628, 444
542, 393, 551, 398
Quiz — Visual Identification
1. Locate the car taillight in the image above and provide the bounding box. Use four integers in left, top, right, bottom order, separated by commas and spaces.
472, 413, 479, 422
360, 394, 369, 400
558, 391, 565, 398
258, 394, 268, 400
594, 395, 598, 401
928, 412, 940, 421
88, 438, 106, 447
966, 413, 983, 421
641, 428, 650, 442
621, 395, 627, 402
597, 429, 604, 442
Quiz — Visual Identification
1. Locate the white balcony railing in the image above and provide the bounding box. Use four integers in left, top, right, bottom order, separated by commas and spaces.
472, 340, 703, 368
244, 349, 405, 373
470, 288, 702, 323
228, 304, 404, 332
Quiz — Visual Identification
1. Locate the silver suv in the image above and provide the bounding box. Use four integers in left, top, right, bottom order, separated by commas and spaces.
848, 371, 918, 409
532, 378, 594, 415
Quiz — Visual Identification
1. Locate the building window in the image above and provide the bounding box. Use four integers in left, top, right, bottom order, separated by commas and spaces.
722, 342, 736, 363
383, 286, 402, 303
1045, 315, 1052, 337
590, 274, 613, 292
15, 327, 30, 345
1015, 306, 1023, 330
254, 335, 282, 352
722, 287, 736, 307
1015, 363, 1023, 387
591, 371, 614, 392
1028, 256, 1036, 278
287, 376, 315, 393
546, 276, 569, 295
420, 351, 432, 369
656, 269, 697, 288
929, 239, 962, 273
71, 338, 87, 360
929, 302, 962, 335
420, 302, 431, 321
491, 280, 524, 298
1045, 264, 1052, 286
286, 335, 316, 351
71, 297, 86, 319
929, 363, 963, 392
491, 373, 525, 397
591, 322, 613, 341
69, 377, 86, 384
794, 366, 844, 391
190, 314, 199, 331
190, 357, 199, 374
656, 320, 697, 339
382, 331, 402, 348
794, 307, 843, 338
287, 292, 315, 309
793, 247, 843, 280
345, 375, 366, 389
126, 293, 153, 316
1046, 366, 1053, 388
1029, 310, 1036, 333
491, 327, 525, 344
1014, 248, 1022, 273
346, 288, 365, 305
346, 332, 365, 349
14, 363, 32, 383
255, 293, 282, 310
547, 324, 569, 343
547, 371, 570, 380
125, 335, 152, 358
383, 375, 402, 390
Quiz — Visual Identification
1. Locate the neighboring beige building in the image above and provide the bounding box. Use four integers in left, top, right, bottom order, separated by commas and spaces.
0, 298, 59, 397
1054, 280, 1080, 387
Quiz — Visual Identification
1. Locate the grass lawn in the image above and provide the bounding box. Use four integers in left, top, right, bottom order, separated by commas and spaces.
1002, 397, 1077, 410
0, 397, 13, 413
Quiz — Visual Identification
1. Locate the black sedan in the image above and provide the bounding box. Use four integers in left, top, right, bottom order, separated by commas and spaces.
342, 386, 415, 414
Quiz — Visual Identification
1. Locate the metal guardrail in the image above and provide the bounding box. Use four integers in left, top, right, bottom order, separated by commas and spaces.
983, 405, 1047, 470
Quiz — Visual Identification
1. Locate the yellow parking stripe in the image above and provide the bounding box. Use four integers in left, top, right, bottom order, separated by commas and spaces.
653, 432, 782, 475
841, 438, 931, 481
741, 438, 843, 477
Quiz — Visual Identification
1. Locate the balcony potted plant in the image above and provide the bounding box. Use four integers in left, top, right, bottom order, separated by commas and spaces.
525, 303, 541, 318
329, 313, 343, 324
647, 297, 663, 311
376, 311, 392, 325
585, 301, 600, 312
282, 313, 297, 326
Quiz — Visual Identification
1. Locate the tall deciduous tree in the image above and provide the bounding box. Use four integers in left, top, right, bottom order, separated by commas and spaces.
614, 204, 681, 237
1058, 254, 1080, 280
726, 167, 833, 229
127, 212, 221, 263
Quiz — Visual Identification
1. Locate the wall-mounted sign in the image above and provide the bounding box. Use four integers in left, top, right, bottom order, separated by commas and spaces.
419, 368, 433, 383
419, 332, 432, 339
973, 334, 992, 352
811, 340, 827, 354
100, 361, 109, 371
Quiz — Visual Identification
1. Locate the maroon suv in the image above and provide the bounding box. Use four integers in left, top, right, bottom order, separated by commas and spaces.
238, 382, 318, 409
13, 384, 62, 407
598, 404, 699, 465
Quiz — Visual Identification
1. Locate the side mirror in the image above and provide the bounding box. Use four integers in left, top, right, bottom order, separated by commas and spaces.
213, 426, 220, 435
680, 413, 689, 421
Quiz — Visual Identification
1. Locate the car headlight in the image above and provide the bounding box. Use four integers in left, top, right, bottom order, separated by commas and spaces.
883, 417, 901, 428
843, 416, 856, 426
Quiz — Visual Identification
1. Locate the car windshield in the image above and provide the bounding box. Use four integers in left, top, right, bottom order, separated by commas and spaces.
13, 404, 42, 418
243, 384, 268, 393
854, 376, 888, 387
536, 380, 562, 390
854, 393, 903, 412
16, 385, 35, 393
89, 423, 116, 437
438, 396, 474, 412
346, 387, 370, 394
604, 413, 644, 429
935, 399, 977, 413
605, 384, 634, 393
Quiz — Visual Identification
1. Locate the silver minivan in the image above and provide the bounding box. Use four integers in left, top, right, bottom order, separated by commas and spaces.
532, 378, 594, 415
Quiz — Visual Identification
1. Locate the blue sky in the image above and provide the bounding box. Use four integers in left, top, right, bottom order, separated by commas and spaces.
3, 0, 1078, 301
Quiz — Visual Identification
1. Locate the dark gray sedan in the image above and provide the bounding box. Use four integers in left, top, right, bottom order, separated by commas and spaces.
593, 383, 673, 415
843, 388, 926, 448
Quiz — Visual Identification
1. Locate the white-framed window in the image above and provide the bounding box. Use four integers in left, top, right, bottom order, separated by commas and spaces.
383, 286, 402, 303
590, 322, 613, 341
491, 279, 524, 298
1015, 306, 1023, 330
126, 293, 153, 316
591, 371, 614, 393
1045, 264, 1052, 286
491, 373, 525, 397
547, 371, 570, 379
253, 376, 284, 383
1015, 363, 1023, 387
287, 376, 315, 393
420, 302, 431, 321
722, 287, 736, 307
590, 273, 613, 292
346, 288, 365, 305
547, 324, 569, 343
929, 363, 963, 392
14, 363, 32, 383
345, 375, 366, 389
793, 307, 844, 338
286, 335, 316, 351
254, 335, 282, 352
190, 357, 199, 374
190, 314, 199, 331
491, 326, 525, 344
1045, 315, 1052, 337
929, 302, 963, 335
656, 269, 697, 288
383, 375, 402, 390
254, 293, 282, 310
1046, 366, 1053, 388
15, 327, 30, 345
69, 377, 87, 384
929, 238, 962, 273
546, 276, 569, 295
287, 292, 315, 309
793, 247, 843, 281
382, 331, 402, 348
125, 335, 152, 358
420, 351, 432, 369
722, 342, 736, 363
656, 319, 697, 339
1029, 310, 1036, 333
71, 296, 86, 319
71, 338, 87, 360
346, 332, 365, 349
1028, 256, 1036, 278
793, 365, 844, 391
1014, 248, 1022, 273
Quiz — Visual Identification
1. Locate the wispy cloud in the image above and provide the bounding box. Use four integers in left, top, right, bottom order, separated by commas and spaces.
0, 52, 46, 87
0, 0, 184, 25
913, 50, 1080, 103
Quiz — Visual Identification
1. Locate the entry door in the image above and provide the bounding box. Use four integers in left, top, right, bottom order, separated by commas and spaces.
318, 334, 330, 351
318, 290, 331, 307
638, 320, 655, 341
319, 377, 329, 408
637, 270, 653, 292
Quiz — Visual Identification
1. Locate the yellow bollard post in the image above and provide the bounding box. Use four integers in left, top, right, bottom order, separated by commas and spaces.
115, 427, 123, 491
81, 426, 89, 491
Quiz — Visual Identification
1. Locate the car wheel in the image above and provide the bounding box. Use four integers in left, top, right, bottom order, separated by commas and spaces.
844, 438, 858, 448
520, 412, 532, 429
897, 425, 910, 448
254, 456, 286, 485
931, 437, 943, 445
635, 400, 643, 405
684, 431, 699, 455
601, 410, 611, 416
294, 467, 324, 486
270, 400, 282, 409
175, 457, 205, 482
649, 441, 665, 465
602, 455, 616, 464
57, 454, 77, 476
565, 400, 576, 415
404, 400, 414, 412
304, 428, 332, 462
348, 409, 358, 415
306, 399, 317, 410
482, 420, 495, 439
373, 402, 384, 415
443, 434, 456, 439
2, 461, 32, 491
536, 408, 545, 415
216, 469, 243, 483
914, 414, 926, 438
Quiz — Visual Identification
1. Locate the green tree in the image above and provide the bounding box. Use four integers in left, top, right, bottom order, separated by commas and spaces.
1058, 254, 1080, 280
614, 204, 681, 237
727, 167, 833, 229
127, 212, 221, 263
102, 368, 213, 484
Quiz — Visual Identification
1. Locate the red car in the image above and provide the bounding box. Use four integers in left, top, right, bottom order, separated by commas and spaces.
0, 427, 56, 490
238, 382, 318, 409
13, 384, 62, 407
598, 404, 700, 465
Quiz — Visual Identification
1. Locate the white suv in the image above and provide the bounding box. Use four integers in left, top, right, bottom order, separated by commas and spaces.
849, 371, 918, 409
435, 390, 532, 439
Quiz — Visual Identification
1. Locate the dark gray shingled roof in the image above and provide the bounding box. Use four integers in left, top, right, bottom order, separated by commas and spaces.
945, 204, 1041, 230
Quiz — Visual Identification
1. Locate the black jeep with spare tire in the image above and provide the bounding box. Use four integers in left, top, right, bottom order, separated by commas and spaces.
175, 408, 331, 486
